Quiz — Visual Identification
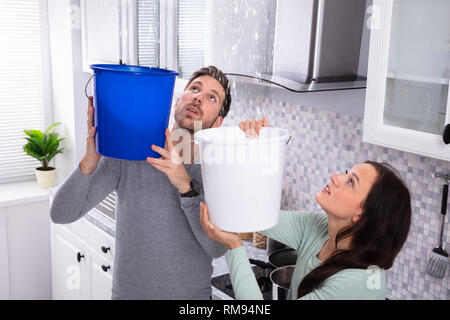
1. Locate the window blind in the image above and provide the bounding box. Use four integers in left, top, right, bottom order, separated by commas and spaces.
137, 0, 160, 67
177, 0, 206, 79
0, 0, 51, 183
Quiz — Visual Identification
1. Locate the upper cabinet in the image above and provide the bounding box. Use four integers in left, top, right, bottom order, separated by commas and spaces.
364, 0, 450, 161
80, 0, 137, 73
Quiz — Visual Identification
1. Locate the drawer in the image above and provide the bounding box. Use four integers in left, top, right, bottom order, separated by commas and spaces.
83, 219, 115, 261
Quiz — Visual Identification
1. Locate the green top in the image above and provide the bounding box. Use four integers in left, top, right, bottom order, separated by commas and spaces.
225, 210, 386, 300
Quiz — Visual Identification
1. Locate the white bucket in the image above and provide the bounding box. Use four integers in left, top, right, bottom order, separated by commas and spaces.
194, 127, 290, 232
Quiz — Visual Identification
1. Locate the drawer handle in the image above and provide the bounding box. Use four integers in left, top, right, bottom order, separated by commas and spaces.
101, 246, 111, 253
101, 265, 111, 272
443, 124, 450, 145
77, 252, 84, 263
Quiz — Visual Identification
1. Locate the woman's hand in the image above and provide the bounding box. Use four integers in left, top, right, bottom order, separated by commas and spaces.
200, 202, 243, 250
238, 117, 270, 139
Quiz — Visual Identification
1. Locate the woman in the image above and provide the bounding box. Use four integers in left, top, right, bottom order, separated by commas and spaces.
200, 120, 412, 300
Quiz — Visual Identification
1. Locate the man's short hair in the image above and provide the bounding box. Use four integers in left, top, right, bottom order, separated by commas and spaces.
184, 66, 232, 119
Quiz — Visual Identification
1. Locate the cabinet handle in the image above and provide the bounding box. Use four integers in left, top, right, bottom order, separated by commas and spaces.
77, 252, 85, 263
443, 124, 450, 145
101, 265, 111, 272
101, 246, 111, 253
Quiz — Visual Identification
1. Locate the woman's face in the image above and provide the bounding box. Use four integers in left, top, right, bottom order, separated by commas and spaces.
316, 163, 378, 223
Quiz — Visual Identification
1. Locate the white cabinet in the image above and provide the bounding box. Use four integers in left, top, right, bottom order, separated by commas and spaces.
51, 224, 87, 299
0, 208, 10, 299
0, 200, 51, 299
80, 0, 137, 72
50, 218, 115, 300
364, 0, 450, 161
86, 248, 113, 300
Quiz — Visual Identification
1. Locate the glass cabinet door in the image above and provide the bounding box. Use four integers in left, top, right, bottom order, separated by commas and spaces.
383, 0, 450, 135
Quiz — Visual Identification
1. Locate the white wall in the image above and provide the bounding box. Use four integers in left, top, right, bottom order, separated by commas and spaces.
210, 0, 277, 75
48, 0, 90, 183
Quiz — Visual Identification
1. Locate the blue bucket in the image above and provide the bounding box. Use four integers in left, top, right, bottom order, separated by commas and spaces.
89, 64, 178, 161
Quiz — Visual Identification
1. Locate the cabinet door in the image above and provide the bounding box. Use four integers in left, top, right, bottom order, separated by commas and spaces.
0, 208, 9, 299
51, 225, 87, 300
86, 248, 113, 300
364, 0, 450, 160
81, 0, 122, 72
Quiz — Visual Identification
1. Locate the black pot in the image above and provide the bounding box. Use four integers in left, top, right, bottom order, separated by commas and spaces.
249, 248, 298, 299
266, 237, 289, 254
250, 248, 298, 272
270, 265, 295, 300
268, 248, 298, 269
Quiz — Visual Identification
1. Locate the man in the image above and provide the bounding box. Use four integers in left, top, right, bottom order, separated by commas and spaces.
50, 66, 231, 299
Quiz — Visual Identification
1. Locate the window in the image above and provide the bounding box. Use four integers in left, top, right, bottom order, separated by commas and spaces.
177, 0, 206, 79
0, 0, 52, 183
137, 0, 207, 79
137, 0, 160, 67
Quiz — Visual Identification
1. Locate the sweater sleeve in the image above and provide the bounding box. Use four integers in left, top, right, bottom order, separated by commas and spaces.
179, 165, 227, 259
179, 193, 228, 259
225, 246, 264, 300
259, 210, 317, 251
50, 157, 120, 224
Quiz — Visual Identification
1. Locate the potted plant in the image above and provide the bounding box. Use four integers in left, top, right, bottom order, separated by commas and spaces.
23, 122, 65, 188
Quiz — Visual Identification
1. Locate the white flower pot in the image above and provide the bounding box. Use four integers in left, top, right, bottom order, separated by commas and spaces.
35, 167, 56, 189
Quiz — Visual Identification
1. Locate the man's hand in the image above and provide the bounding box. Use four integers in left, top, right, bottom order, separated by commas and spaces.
200, 202, 243, 250
146, 129, 191, 194
238, 116, 270, 139
80, 96, 102, 175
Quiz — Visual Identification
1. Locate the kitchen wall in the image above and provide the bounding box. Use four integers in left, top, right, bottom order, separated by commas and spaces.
179, 0, 449, 299
221, 92, 449, 300
209, 0, 372, 80
209, 0, 277, 75
48, 0, 90, 183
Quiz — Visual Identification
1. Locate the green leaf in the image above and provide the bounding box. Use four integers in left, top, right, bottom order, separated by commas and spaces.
23, 145, 43, 161
44, 133, 59, 153
25, 137, 46, 155
24, 140, 43, 157
44, 122, 61, 136
24, 129, 44, 140
47, 148, 64, 162
30, 130, 44, 140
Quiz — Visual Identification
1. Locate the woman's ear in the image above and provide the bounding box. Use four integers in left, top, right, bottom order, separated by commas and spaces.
351, 210, 363, 224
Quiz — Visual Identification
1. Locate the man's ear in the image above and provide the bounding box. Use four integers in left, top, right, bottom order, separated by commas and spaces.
212, 116, 223, 128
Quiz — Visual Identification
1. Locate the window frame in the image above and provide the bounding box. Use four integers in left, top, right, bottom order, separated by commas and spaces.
158, 0, 213, 88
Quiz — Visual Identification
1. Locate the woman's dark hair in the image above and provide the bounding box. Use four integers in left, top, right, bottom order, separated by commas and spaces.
184, 66, 232, 119
297, 161, 412, 298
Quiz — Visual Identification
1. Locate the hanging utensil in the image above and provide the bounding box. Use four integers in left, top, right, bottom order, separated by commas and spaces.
426, 183, 449, 279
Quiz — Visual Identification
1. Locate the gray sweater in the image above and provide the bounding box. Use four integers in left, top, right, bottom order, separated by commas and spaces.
50, 157, 227, 300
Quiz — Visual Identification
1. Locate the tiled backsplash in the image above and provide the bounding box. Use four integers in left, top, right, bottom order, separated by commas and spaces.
222, 97, 449, 300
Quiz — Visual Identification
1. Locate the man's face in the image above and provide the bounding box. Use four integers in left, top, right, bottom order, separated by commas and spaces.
174, 75, 225, 133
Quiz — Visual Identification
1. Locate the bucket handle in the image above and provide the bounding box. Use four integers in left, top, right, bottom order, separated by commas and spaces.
84, 73, 94, 99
